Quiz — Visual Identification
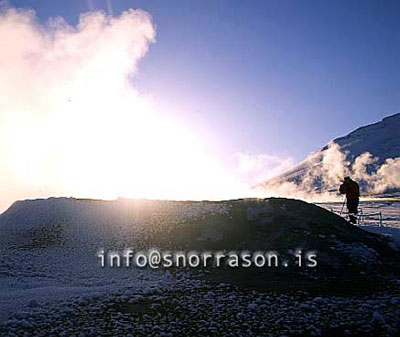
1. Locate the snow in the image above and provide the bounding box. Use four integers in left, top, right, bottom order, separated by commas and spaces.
0, 198, 231, 321
256, 113, 400, 195
318, 199, 400, 246
0, 197, 399, 335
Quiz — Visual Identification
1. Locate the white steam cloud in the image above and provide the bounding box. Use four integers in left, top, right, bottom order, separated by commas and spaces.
254, 142, 400, 201
0, 6, 247, 212
235, 152, 294, 186
0, 6, 156, 210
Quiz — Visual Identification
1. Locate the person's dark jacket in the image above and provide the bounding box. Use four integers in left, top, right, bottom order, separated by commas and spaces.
339, 178, 360, 199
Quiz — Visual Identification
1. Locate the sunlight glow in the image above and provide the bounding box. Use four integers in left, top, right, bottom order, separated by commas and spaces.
0, 8, 246, 212
5, 87, 244, 202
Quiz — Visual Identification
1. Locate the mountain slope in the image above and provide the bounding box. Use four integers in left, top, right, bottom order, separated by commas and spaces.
255, 113, 400, 196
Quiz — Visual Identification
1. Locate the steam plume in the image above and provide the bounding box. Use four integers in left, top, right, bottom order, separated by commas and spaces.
0, 6, 155, 211
253, 142, 400, 200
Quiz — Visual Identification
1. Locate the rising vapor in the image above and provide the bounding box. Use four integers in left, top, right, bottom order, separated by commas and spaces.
0, 6, 156, 210
235, 152, 294, 186
0, 5, 246, 212
253, 142, 400, 201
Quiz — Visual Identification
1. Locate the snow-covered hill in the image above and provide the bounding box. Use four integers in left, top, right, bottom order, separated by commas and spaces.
1, 196, 400, 335
254, 113, 400, 197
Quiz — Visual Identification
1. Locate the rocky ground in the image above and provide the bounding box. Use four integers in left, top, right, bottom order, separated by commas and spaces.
2, 274, 400, 337
1, 197, 400, 336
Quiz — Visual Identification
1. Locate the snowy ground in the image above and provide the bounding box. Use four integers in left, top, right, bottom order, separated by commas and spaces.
1, 198, 400, 336
0, 199, 231, 323
317, 199, 400, 227
317, 199, 400, 245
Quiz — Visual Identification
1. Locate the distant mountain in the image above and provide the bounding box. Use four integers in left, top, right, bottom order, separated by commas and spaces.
254, 113, 400, 196
325, 113, 400, 163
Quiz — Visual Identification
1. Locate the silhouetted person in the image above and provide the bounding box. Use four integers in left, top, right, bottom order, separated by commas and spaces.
339, 177, 360, 224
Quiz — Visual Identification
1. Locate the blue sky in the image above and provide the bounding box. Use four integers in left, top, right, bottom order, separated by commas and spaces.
9, 0, 400, 163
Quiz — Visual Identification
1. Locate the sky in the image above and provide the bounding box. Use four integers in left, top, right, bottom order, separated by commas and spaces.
0, 0, 400, 210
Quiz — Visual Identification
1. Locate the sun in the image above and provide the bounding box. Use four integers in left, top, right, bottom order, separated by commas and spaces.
4, 90, 243, 202
0, 7, 247, 209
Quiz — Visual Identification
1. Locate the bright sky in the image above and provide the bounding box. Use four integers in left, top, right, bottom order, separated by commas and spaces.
1, 0, 400, 211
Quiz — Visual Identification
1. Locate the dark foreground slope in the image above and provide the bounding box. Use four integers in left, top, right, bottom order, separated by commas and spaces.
1, 197, 399, 289
1, 197, 400, 336
148, 198, 400, 293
